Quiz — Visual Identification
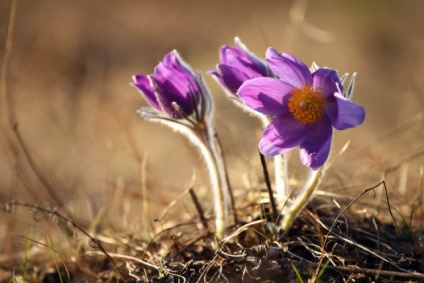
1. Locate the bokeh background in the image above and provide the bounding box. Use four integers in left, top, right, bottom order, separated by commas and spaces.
1, 0, 424, 262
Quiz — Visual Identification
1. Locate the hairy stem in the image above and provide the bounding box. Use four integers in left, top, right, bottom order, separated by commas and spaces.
213, 132, 237, 224
200, 124, 229, 239
144, 117, 228, 239
273, 153, 289, 204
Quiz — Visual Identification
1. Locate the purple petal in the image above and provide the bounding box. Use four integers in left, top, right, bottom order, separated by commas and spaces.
299, 116, 333, 170
151, 51, 200, 117
162, 50, 193, 78
237, 77, 294, 115
156, 51, 198, 96
325, 93, 366, 130
131, 50, 202, 119
214, 64, 252, 94
211, 39, 270, 95
154, 60, 197, 96
220, 45, 244, 65
312, 68, 343, 98
259, 113, 306, 156
266, 48, 312, 87
219, 45, 268, 76
150, 74, 195, 118
234, 37, 249, 53
131, 74, 160, 110
228, 38, 269, 75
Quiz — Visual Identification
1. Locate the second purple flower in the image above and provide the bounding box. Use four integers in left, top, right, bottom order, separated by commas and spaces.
210, 38, 271, 95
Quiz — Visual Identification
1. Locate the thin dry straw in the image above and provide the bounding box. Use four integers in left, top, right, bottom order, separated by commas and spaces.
20, 235, 71, 282
4, 200, 127, 283
318, 181, 402, 273
309, 261, 424, 280
324, 180, 402, 243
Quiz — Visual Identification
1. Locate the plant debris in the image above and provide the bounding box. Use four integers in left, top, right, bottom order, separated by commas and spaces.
2, 185, 424, 283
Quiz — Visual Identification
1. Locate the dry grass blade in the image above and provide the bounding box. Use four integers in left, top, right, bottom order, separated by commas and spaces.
311, 264, 424, 280
3, 200, 127, 283
84, 251, 160, 272
219, 219, 266, 245
17, 235, 71, 282
324, 181, 387, 244
313, 181, 407, 275
158, 182, 194, 222
195, 254, 220, 283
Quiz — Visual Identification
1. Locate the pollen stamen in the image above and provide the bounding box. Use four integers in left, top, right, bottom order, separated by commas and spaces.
288, 86, 325, 124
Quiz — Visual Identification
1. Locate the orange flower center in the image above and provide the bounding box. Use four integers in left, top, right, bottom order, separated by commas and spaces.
288, 86, 326, 124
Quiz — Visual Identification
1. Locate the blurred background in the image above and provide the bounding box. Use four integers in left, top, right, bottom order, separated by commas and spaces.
1, 0, 424, 258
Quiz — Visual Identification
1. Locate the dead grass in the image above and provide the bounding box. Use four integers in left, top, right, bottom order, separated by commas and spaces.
1, 177, 424, 282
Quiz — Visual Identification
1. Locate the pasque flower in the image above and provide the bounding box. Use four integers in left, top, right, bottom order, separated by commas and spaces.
210, 37, 271, 95
238, 48, 365, 170
131, 50, 230, 239
131, 50, 201, 119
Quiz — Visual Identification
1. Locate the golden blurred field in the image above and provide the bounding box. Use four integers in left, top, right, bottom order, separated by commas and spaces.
1, 0, 424, 277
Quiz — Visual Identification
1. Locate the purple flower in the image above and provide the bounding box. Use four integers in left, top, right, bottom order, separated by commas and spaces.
131, 50, 200, 119
238, 48, 366, 170
210, 38, 271, 95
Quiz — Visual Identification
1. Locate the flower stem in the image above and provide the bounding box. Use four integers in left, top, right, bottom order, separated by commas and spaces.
281, 167, 324, 232
199, 124, 229, 239
214, 132, 237, 225
139, 116, 229, 239
273, 153, 289, 204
